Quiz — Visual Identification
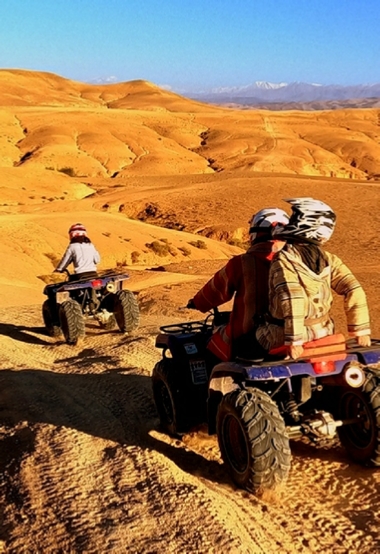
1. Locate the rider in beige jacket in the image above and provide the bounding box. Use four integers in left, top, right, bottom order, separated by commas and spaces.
256, 198, 371, 359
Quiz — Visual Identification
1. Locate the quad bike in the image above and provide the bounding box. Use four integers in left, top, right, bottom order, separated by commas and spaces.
42, 269, 140, 345
152, 308, 380, 495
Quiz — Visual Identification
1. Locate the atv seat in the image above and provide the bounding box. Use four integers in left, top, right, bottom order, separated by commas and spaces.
270, 333, 347, 362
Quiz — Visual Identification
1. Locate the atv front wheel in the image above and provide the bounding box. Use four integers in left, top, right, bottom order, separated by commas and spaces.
217, 387, 291, 494
114, 290, 140, 333
59, 299, 85, 345
152, 359, 190, 435
42, 300, 62, 338
337, 371, 380, 466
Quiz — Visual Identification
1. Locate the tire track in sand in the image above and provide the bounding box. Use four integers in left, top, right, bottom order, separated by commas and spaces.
1, 305, 380, 553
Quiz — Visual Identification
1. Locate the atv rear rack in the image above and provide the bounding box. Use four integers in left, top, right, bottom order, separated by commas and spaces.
159, 320, 213, 334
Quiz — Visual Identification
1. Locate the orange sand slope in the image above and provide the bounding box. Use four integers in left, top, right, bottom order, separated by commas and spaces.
0, 69, 380, 181
0, 69, 379, 315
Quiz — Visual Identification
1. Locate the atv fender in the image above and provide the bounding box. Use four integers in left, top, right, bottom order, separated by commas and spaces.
208, 362, 246, 435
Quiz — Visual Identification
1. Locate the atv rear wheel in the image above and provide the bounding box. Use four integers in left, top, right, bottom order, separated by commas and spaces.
114, 290, 140, 333
337, 371, 380, 466
152, 359, 190, 435
59, 299, 85, 345
217, 387, 291, 494
42, 300, 62, 338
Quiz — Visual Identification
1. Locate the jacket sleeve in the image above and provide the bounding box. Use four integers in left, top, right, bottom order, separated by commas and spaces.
56, 245, 73, 272
270, 255, 305, 345
93, 246, 100, 264
193, 257, 241, 313
329, 252, 371, 336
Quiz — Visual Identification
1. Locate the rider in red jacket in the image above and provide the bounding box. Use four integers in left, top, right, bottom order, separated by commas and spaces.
188, 208, 289, 362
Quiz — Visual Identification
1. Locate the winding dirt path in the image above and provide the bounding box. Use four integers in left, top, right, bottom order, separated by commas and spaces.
0, 304, 379, 553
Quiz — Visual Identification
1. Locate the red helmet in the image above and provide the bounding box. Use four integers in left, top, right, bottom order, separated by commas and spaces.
69, 223, 87, 239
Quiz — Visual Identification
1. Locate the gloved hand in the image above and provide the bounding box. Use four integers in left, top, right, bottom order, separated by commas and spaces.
288, 344, 304, 360
186, 298, 196, 309
356, 335, 371, 347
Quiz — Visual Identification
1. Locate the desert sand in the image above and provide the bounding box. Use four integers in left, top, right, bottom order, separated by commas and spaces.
0, 70, 380, 553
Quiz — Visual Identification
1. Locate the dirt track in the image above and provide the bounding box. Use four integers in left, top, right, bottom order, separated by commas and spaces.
1, 303, 380, 554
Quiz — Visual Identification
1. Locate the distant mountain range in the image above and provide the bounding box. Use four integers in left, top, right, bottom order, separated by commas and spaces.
187, 81, 380, 107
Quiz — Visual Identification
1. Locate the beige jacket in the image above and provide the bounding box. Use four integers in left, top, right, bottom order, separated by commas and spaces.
256, 245, 370, 350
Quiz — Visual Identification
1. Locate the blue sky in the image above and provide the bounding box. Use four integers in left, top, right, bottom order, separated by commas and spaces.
1, 0, 379, 91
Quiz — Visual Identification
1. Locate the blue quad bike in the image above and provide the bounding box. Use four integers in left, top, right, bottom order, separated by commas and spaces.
152, 309, 380, 495
42, 270, 140, 345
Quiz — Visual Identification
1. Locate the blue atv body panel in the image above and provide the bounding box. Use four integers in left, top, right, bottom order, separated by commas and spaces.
156, 325, 380, 381
244, 354, 359, 381
43, 273, 130, 296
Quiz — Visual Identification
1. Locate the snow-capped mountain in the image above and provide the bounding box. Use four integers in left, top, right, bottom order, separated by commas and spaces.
189, 81, 380, 104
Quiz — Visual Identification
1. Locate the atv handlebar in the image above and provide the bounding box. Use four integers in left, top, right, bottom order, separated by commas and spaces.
161, 306, 230, 335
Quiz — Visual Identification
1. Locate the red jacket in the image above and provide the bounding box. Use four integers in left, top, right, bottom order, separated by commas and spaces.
193, 241, 283, 361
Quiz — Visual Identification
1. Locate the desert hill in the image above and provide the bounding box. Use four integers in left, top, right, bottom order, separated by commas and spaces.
0, 69, 213, 111
0, 70, 379, 306
1, 70, 380, 184
1, 69, 380, 553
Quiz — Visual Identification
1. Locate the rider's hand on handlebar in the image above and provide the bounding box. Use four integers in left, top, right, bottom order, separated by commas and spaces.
356, 334, 371, 347
186, 298, 196, 309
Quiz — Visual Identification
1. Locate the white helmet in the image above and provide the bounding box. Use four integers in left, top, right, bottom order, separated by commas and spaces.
273, 198, 336, 244
249, 208, 289, 243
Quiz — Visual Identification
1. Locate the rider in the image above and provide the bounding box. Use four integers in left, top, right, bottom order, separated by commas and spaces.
255, 198, 371, 359
187, 208, 289, 362
54, 223, 100, 281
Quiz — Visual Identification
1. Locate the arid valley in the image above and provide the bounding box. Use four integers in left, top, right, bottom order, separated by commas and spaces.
1, 69, 380, 553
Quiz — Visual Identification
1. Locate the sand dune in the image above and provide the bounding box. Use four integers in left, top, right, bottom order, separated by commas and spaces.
0, 70, 380, 553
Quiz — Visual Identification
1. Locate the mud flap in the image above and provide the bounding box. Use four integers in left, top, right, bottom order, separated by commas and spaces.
208, 362, 246, 434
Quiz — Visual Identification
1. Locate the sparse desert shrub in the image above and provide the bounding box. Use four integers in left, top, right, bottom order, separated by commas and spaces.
38, 274, 62, 285
44, 252, 61, 266
178, 246, 191, 256
168, 246, 178, 256
189, 240, 207, 250
131, 251, 140, 264
145, 241, 170, 257
58, 166, 77, 177
227, 238, 248, 250
115, 260, 127, 271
